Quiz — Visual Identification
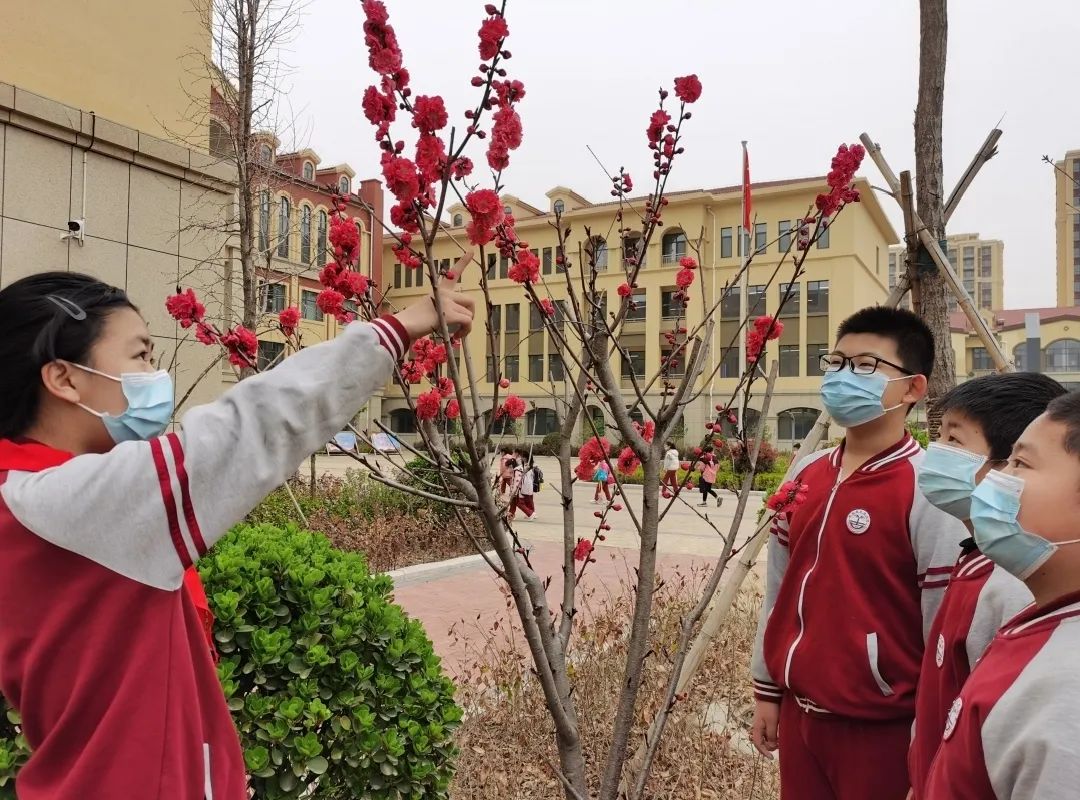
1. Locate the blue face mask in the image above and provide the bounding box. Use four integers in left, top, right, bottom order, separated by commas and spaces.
74, 365, 175, 443
819, 369, 910, 428
918, 443, 988, 520
969, 470, 1080, 580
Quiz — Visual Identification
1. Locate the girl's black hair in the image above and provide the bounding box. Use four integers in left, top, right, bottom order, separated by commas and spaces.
0, 272, 137, 439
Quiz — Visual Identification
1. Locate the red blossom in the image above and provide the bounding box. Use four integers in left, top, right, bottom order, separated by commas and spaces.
411, 95, 448, 133
617, 446, 641, 476
329, 214, 360, 262
382, 156, 420, 205
400, 360, 426, 384
579, 436, 612, 462
278, 306, 300, 336
508, 249, 540, 284
573, 538, 594, 562
437, 376, 456, 398
166, 288, 205, 329
451, 157, 474, 180
465, 189, 504, 245
673, 74, 703, 104
362, 86, 396, 139
415, 134, 447, 185
675, 267, 695, 289
220, 325, 257, 368
647, 109, 671, 146
497, 394, 526, 420
361, 1, 403, 76
539, 298, 556, 317
747, 329, 765, 363
499, 377, 511, 389
478, 15, 509, 60
445, 399, 461, 420
617, 282, 633, 298
340, 270, 370, 298
317, 289, 346, 318
753, 315, 784, 340
815, 143, 865, 217
488, 105, 523, 171
415, 389, 442, 421
637, 419, 656, 443
766, 480, 810, 513
679, 256, 698, 269
194, 322, 215, 346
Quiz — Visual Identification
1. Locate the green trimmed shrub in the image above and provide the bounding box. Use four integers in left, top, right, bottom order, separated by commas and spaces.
203, 523, 461, 799
0, 703, 30, 797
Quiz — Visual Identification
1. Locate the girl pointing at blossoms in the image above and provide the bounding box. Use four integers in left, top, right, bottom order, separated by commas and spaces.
0, 257, 473, 799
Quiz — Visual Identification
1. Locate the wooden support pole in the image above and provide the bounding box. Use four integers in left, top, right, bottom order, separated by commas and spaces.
944, 128, 1002, 224
900, 171, 922, 312
859, 133, 1011, 371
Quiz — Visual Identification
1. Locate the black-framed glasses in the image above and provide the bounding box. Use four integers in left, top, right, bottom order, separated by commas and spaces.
819, 353, 914, 376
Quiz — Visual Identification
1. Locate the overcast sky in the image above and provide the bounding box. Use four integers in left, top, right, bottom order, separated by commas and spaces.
276, 0, 1080, 308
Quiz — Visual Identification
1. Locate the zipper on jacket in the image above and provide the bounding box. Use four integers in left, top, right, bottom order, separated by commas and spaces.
783, 471, 843, 687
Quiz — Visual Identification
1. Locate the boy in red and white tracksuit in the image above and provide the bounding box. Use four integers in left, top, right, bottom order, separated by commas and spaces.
750, 307, 968, 799
924, 392, 1080, 799
906, 373, 1064, 799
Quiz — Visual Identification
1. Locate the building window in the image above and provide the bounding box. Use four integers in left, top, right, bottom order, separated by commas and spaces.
660, 348, 685, 377
971, 347, 993, 372
209, 120, 230, 158
505, 303, 520, 332
261, 282, 286, 313
257, 340, 285, 370
553, 199, 565, 215
779, 282, 800, 316
622, 234, 644, 267
485, 356, 497, 383
661, 230, 688, 264
980, 246, 993, 278
529, 303, 543, 331
748, 284, 767, 316
979, 283, 993, 310
389, 409, 417, 434
259, 191, 270, 252
505, 355, 519, 381
719, 346, 739, 378
777, 408, 820, 441
259, 144, 272, 163
806, 343, 829, 375
529, 355, 545, 381
754, 222, 767, 255
661, 288, 684, 320
302, 162, 314, 181
806, 280, 829, 315
548, 355, 565, 382
622, 349, 646, 380
778, 220, 792, 253
490, 305, 502, 333
499, 256, 509, 280
316, 210, 328, 267
1044, 339, 1080, 373
486, 253, 497, 280
816, 224, 830, 249
300, 206, 312, 264
720, 227, 733, 259
339, 176, 350, 195
963, 248, 975, 280
625, 290, 647, 321
589, 236, 608, 270
453, 213, 463, 226
1013, 342, 1028, 371
542, 247, 553, 274
527, 408, 559, 437
779, 344, 800, 377
301, 289, 323, 321
888, 253, 897, 286
277, 197, 291, 259
720, 285, 740, 319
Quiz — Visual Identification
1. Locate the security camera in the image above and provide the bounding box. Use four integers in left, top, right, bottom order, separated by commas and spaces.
62, 218, 85, 245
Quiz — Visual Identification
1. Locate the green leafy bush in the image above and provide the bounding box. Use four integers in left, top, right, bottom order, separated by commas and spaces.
203, 523, 461, 798
0, 703, 30, 797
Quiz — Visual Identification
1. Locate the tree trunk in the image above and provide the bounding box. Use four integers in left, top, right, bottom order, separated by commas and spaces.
914, 0, 954, 439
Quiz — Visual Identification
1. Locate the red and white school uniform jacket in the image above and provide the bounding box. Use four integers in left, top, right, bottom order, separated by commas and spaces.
908, 545, 1032, 799
0, 318, 407, 800
924, 591, 1080, 799
750, 434, 968, 719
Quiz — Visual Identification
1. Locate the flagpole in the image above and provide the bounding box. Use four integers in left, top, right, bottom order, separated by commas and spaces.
738, 141, 750, 436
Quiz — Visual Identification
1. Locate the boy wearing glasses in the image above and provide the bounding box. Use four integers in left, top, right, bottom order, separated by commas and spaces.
749, 306, 968, 799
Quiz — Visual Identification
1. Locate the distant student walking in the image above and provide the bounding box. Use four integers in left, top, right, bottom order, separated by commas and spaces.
509, 458, 536, 521
662, 441, 680, 491
594, 461, 612, 503
697, 448, 721, 507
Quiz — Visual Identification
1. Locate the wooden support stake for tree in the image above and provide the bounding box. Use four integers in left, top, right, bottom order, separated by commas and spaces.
900, 171, 923, 313
859, 133, 1010, 371
944, 128, 1002, 223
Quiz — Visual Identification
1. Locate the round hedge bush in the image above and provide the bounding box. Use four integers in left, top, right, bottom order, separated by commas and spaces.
203, 523, 461, 799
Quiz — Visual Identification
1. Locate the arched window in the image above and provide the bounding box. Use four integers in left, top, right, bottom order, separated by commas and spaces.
622, 234, 645, 268
302, 161, 314, 181
300, 205, 312, 264
389, 409, 417, 434
661, 230, 688, 264
1013, 342, 1028, 372
277, 196, 291, 259
209, 120, 230, 158
316, 210, 328, 267
259, 143, 272, 163
258, 190, 270, 252
452, 213, 463, 226
527, 408, 559, 437
588, 236, 608, 270
553, 199, 565, 215
356, 223, 365, 273
777, 408, 820, 441
1044, 339, 1080, 373
585, 405, 606, 436
339, 176, 350, 195
721, 408, 761, 438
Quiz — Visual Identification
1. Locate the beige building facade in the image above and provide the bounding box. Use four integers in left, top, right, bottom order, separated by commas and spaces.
889, 232, 1004, 313
1055, 149, 1080, 307
381, 176, 898, 448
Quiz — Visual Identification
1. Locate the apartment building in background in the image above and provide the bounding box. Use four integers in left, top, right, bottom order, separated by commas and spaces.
888, 232, 1004, 313
1055, 149, 1080, 306
381, 176, 898, 448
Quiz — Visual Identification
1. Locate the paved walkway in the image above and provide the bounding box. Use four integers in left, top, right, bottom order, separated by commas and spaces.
313, 454, 766, 674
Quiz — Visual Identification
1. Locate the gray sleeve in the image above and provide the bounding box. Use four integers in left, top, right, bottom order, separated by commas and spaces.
984, 625, 1080, 799
750, 513, 789, 700
909, 482, 969, 642
0, 321, 401, 591
964, 567, 1033, 670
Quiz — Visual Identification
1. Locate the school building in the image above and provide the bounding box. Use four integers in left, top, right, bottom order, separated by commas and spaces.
378, 176, 900, 448
888, 232, 1005, 313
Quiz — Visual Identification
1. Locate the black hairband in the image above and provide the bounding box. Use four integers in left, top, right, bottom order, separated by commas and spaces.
45, 295, 87, 321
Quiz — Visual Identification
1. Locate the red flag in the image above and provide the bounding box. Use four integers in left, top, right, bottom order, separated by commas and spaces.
741, 142, 752, 235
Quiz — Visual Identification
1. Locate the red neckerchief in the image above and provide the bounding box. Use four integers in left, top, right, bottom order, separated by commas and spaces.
0, 438, 218, 659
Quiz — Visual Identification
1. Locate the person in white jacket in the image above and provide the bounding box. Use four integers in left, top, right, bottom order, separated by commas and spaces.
662, 440, 680, 491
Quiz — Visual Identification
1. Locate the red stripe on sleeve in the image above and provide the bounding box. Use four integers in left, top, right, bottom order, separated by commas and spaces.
150, 437, 192, 569
166, 433, 208, 557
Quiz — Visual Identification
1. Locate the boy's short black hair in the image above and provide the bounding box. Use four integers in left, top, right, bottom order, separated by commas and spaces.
1045, 390, 1080, 459
835, 306, 936, 378
939, 373, 1067, 461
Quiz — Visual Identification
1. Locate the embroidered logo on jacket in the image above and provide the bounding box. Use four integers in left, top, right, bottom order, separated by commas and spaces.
943, 697, 963, 740
935, 633, 946, 668
846, 508, 871, 534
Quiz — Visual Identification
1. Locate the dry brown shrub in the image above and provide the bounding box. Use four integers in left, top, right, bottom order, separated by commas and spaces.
450, 566, 780, 799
